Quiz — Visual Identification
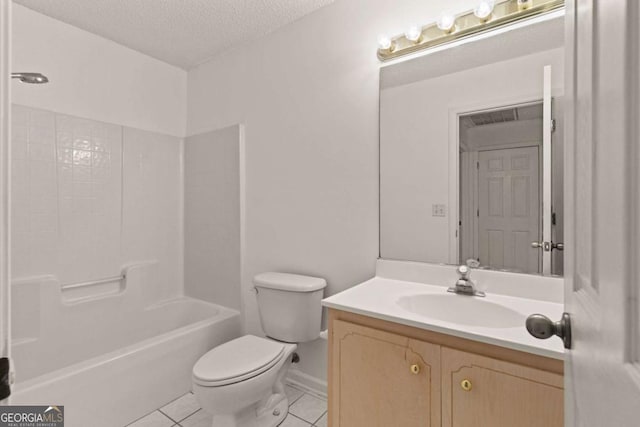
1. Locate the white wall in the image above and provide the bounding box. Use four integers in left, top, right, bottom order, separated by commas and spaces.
184, 126, 242, 311
380, 47, 564, 264
12, 4, 187, 137
186, 0, 481, 386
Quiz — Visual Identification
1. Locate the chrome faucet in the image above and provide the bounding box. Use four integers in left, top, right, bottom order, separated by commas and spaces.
447, 265, 485, 297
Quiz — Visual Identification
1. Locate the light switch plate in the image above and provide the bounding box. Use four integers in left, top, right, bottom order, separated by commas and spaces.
432, 204, 447, 217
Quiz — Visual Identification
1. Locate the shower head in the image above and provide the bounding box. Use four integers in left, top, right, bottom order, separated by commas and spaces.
11, 72, 49, 84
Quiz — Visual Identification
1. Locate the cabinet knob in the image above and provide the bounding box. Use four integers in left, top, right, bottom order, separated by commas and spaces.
460, 379, 472, 391
410, 364, 420, 375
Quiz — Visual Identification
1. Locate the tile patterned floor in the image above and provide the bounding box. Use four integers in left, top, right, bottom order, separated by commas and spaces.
126, 383, 327, 427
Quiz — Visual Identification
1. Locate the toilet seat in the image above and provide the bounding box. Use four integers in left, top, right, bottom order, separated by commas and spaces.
193, 335, 285, 387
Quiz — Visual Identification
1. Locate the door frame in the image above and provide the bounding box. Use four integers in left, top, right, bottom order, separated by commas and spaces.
0, 0, 12, 368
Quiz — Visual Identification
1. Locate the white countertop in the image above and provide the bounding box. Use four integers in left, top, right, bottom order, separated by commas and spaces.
322, 277, 565, 360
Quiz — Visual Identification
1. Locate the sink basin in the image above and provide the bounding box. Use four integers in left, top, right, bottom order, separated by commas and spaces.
396, 293, 525, 328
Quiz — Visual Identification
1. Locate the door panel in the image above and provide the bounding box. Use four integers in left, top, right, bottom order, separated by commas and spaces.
564, 0, 640, 425
442, 347, 563, 427
330, 320, 440, 427
478, 146, 540, 273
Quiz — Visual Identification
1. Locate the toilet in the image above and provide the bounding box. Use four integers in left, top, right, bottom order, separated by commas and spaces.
192, 272, 327, 427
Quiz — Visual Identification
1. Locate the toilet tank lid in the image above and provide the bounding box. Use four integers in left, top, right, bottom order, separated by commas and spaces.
254, 272, 327, 292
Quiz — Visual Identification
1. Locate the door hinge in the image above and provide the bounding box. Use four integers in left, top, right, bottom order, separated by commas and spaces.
551, 119, 557, 132
477, 209, 479, 217
476, 161, 479, 170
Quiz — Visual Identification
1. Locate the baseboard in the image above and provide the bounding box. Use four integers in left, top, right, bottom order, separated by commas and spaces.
286, 368, 327, 399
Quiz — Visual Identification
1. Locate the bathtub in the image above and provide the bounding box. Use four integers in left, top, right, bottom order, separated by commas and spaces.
10, 263, 242, 427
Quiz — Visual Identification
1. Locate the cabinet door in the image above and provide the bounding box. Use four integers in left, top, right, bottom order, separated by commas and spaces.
441, 347, 563, 427
330, 319, 440, 427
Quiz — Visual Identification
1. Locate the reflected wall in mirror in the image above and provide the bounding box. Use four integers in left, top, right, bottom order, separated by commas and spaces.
380, 13, 564, 277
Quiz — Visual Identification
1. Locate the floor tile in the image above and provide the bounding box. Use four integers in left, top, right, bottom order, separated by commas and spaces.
314, 412, 328, 427
160, 392, 201, 422
280, 414, 312, 427
180, 409, 213, 427
288, 394, 327, 424
284, 384, 305, 405
126, 410, 174, 427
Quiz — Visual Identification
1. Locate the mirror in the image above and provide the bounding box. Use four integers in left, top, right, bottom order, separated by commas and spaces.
380, 14, 564, 276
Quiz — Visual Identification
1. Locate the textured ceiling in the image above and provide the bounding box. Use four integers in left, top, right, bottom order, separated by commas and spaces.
14, 0, 335, 69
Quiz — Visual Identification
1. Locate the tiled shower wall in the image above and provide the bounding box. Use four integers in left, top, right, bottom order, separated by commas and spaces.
11, 105, 183, 299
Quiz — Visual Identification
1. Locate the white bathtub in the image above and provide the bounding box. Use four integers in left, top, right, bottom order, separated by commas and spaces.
10, 263, 242, 427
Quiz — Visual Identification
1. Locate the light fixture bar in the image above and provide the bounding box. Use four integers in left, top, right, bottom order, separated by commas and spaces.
377, 0, 564, 61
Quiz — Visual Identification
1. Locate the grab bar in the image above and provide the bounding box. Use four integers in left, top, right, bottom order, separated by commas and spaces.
61, 274, 126, 291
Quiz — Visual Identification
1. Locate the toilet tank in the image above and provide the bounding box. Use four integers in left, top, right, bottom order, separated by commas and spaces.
254, 272, 327, 343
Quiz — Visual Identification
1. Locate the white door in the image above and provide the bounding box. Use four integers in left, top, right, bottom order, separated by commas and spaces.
562, 0, 640, 425
478, 146, 540, 273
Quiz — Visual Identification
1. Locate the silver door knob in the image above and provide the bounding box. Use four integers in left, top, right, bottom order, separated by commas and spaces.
525, 313, 572, 349
531, 241, 551, 251
552, 242, 564, 251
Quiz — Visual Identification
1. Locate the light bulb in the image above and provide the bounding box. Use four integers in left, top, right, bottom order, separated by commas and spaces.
377, 34, 393, 51
404, 25, 422, 43
517, 0, 532, 11
436, 12, 456, 33
474, 0, 495, 21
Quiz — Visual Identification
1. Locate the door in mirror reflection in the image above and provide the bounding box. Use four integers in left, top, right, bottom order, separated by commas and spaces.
458, 97, 563, 275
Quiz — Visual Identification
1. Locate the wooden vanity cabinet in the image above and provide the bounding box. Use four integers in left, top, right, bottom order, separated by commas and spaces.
328, 309, 564, 427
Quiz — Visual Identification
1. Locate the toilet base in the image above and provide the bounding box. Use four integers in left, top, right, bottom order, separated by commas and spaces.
210, 393, 289, 427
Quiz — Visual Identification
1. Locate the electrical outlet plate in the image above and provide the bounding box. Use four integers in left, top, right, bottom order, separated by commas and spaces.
432, 204, 447, 217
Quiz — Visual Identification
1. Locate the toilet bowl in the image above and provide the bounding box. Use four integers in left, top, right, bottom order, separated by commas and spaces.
193, 335, 297, 427
192, 272, 326, 427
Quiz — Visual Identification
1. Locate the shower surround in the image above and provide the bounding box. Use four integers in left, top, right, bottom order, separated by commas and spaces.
7, 105, 236, 426
10, 105, 183, 293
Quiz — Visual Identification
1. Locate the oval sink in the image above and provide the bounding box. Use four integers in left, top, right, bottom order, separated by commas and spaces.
396, 293, 525, 328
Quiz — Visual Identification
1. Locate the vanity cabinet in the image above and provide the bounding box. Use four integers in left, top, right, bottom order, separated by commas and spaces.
328, 309, 563, 427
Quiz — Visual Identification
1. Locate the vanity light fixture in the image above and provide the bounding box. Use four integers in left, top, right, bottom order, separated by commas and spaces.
474, 0, 496, 21
405, 25, 423, 43
377, 0, 563, 61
